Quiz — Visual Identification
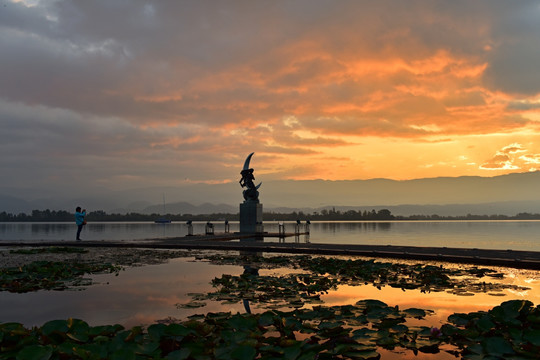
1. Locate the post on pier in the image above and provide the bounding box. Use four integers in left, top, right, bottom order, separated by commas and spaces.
205, 221, 214, 235
278, 221, 285, 243
186, 220, 193, 236
295, 220, 301, 235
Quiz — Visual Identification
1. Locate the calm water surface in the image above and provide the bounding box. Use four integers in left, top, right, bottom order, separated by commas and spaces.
1, 220, 540, 251
1, 226, 539, 359
0, 252, 538, 360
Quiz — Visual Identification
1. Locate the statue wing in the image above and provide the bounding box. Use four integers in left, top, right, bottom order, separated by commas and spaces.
242, 152, 255, 171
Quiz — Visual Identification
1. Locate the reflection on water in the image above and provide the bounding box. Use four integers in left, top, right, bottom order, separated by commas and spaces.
2, 253, 537, 328
240, 237, 263, 314
317, 221, 392, 233
30, 223, 71, 234
242, 265, 259, 314
0, 258, 246, 328
0, 249, 539, 360
2, 220, 540, 251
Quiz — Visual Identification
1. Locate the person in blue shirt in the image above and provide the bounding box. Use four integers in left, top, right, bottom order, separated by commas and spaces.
75, 207, 86, 241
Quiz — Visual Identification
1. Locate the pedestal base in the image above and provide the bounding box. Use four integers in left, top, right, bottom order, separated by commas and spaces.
239, 201, 263, 233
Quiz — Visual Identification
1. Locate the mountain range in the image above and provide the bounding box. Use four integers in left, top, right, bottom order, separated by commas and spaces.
1, 171, 540, 216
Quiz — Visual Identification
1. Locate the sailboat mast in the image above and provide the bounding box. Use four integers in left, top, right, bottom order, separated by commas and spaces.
162, 193, 166, 214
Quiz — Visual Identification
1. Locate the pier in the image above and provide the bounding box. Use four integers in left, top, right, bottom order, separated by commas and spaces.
1, 231, 540, 270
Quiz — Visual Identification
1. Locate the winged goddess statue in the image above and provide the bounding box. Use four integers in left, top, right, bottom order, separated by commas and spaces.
239, 152, 262, 202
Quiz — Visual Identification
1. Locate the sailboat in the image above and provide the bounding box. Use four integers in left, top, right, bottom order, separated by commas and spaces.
154, 194, 172, 224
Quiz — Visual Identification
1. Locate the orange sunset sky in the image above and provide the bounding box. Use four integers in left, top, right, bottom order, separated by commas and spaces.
1, 1, 540, 195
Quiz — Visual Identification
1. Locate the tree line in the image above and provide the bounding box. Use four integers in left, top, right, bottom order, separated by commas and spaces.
1, 208, 540, 222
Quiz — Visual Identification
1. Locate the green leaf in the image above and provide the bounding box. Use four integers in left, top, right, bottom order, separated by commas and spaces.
166, 348, 191, 360
282, 343, 302, 360
356, 299, 387, 310
177, 300, 206, 308
524, 329, 540, 347
402, 308, 426, 319
66, 331, 89, 343
227, 314, 257, 330
110, 348, 136, 360
136, 341, 161, 356
475, 315, 495, 333
165, 323, 191, 337
88, 324, 124, 337
147, 323, 166, 340
56, 342, 77, 356
343, 350, 381, 359
16, 345, 53, 360
491, 300, 533, 321
448, 313, 471, 327
41, 319, 69, 336
258, 311, 276, 327
482, 337, 515, 356
231, 345, 257, 359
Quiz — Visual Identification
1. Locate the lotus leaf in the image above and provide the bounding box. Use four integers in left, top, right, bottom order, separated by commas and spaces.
482, 336, 515, 356
15, 344, 53, 360
230, 344, 257, 359
475, 315, 496, 332
165, 348, 190, 360
523, 329, 540, 346
402, 308, 427, 319
448, 313, 471, 327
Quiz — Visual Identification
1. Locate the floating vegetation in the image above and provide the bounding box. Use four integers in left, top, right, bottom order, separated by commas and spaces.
206, 271, 336, 309
1, 248, 538, 358
176, 300, 207, 309
0, 247, 195, 293
95, 249, 192, 267
0, 261, 122, 293
443, 299, 540, 359
190, 254, 529, 309
1, 300, 538, 359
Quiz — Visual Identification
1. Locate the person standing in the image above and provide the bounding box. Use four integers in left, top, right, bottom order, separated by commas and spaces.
75, 206, 86, 241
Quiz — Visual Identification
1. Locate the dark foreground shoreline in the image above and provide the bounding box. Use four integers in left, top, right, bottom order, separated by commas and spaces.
2, 232, 539, 270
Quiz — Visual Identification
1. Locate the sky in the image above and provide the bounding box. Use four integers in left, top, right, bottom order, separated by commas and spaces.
2, 0, 540, 195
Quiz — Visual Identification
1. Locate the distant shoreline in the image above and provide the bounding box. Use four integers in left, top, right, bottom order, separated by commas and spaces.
2, 208, 540, 222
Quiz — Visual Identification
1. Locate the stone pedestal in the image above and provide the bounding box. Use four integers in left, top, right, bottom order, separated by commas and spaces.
239, 201, 263, 233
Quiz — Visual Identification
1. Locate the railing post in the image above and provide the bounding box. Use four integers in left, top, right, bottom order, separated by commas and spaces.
278, 222, 285, 236
295, 220, 301, 235
255, 221, 264, 234
205, 221, 214, 235
186, 220, 193, 236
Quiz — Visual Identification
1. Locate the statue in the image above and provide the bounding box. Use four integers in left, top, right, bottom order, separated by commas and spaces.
239, 152, 263, 234
239, 152, 261, 202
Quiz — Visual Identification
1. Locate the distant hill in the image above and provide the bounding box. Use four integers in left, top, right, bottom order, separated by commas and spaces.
1, 171, 540, 216
0, 195, 30, 214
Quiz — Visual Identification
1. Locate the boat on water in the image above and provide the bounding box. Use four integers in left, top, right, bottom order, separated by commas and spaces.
154, 194, 171, 223
154, 218, 172, 224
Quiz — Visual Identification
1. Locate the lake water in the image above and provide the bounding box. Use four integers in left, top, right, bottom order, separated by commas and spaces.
1, 220, 540, 251
1, 221, 540, 359
1, 249, 539, 360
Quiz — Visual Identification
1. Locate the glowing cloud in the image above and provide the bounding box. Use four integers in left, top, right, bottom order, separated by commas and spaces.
2, 0, 540, 194
480, 143, 540, 171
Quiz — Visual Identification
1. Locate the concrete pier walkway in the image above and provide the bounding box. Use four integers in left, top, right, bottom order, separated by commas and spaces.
1, 232, 539, 270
